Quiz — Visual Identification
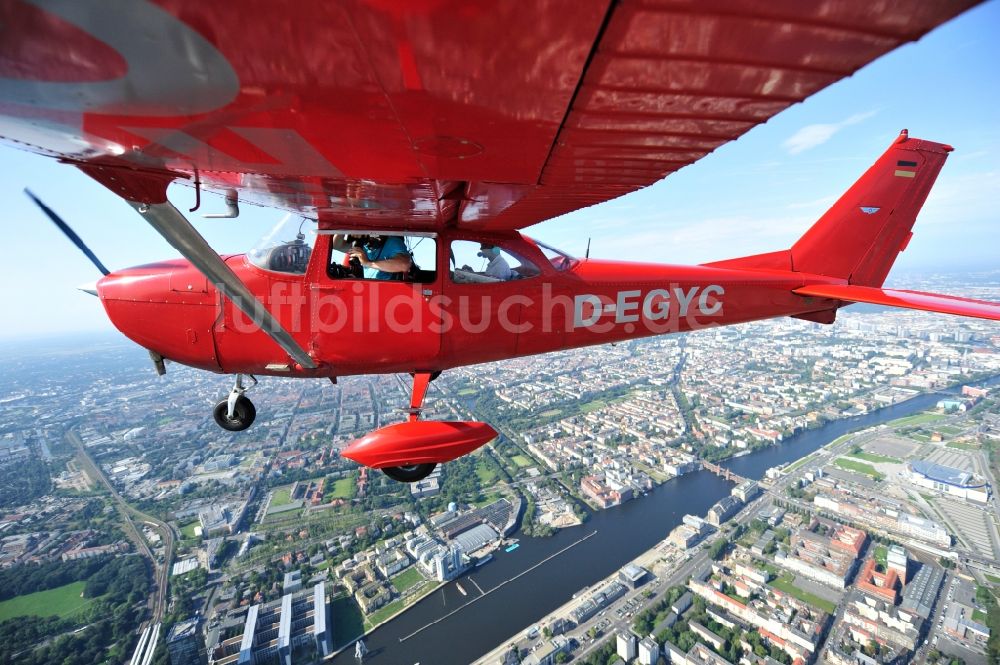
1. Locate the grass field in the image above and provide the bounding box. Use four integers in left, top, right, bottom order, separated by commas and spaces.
539, 409, 562, 418
892, 412, 946, 428
973, 609, 987, 623
986, 574, 1000, 585
474, 492, 503, 508
874, 545, 888, 568
179, 520, 200, 539
475, 460, 498, 486
262, 508, 303, 523
365, 598, 404, 629
271, 485, 294, 506
511, 454, 533, 468
851, 451, 901, 464
331, 594, 365, 648
457, 387, 479, 396
947, 441, 978, 451
785, 454, 815, 474
826, 433, 855, 449
580, 400, 608, 414
770, 574, 837, 614
391, 567, 425, 594
834, 457, 884, 480
0, 581, 95, 621
328, 478, 353, 499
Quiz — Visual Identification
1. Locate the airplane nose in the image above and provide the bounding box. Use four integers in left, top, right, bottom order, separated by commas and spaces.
77, 281, 99, 296
96, 261, 222, 372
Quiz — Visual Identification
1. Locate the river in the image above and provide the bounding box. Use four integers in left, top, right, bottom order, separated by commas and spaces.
334, 378, 996, 665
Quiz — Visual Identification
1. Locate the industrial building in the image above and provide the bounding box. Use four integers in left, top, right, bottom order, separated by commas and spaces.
209, 582, 331, 665
907, 460, 990, 503
570, 581, 627, 624
731, 479, 760, 503
707, 495, 742, 526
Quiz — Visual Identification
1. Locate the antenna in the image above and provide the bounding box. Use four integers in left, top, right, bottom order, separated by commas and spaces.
585, 237, 591, 259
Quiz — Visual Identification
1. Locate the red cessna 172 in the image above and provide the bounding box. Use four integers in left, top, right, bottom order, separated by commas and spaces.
3, 1, 998, 482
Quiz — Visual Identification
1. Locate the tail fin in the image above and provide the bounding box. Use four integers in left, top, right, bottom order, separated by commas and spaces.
790, 130, 952, 286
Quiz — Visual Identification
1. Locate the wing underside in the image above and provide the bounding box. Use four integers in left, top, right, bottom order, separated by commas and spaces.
0, 0, 980, 230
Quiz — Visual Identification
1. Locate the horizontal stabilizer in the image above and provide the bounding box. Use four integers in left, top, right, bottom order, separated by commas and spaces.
793, 284, 1000, 321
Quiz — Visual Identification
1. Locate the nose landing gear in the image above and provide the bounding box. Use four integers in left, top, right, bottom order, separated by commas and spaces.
213, 374, 257, 431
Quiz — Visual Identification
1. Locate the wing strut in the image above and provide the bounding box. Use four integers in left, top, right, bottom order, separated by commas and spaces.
132, 199, 317, 368
71, 160, 319, 367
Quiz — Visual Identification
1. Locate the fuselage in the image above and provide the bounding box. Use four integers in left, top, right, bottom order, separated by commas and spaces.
96, 230, 840, 377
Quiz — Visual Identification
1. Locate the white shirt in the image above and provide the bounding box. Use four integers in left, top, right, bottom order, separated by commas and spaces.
484, 254, 513, 280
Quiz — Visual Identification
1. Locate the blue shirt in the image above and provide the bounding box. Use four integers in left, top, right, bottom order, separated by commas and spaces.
363, 236, 409, 280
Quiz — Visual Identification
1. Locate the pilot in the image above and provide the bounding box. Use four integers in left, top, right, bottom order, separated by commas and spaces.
332, 234, 412, 280
464, 244, 512, 281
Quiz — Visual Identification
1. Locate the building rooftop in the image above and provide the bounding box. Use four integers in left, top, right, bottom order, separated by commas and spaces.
900, 564, 944, 620
910, 460, 977, 487
167, 616, 198, 643
620, 564, 648, 583
313, 582, 326, 637
451, 523, 499, 553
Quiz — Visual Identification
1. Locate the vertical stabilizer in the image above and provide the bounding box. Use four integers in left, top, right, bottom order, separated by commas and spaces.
790, 130, 951, 286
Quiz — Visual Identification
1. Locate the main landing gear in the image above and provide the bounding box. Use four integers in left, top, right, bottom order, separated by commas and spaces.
382, 372, 437, 483
213, 374, 257, 431
340, 371, 499, 484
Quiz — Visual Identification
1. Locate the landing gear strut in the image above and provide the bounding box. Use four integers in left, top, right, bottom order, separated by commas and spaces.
381, 372, 437, 483
213, 374, 257, 431
340, 372, 497, 484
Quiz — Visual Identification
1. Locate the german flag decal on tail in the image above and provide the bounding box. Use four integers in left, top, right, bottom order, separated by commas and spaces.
894, 159, 918, 178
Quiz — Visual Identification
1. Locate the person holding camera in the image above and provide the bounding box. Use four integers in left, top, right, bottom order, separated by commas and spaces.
331, 233, 412, 280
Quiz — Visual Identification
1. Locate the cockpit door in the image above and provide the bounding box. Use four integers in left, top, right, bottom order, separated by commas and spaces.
308, 234, 443, 374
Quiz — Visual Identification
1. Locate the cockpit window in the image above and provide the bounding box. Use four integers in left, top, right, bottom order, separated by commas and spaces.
327, 233, 437, 283
449, 241, 539, 283
248, 215, 314, 274
530, 238, 577, 271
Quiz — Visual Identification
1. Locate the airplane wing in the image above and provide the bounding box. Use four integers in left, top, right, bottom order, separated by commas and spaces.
0, 1, 981, 232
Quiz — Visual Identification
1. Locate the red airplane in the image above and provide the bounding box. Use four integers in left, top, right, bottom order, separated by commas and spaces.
3, 1, 997, 483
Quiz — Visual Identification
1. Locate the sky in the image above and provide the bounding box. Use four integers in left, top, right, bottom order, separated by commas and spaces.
0, 2, 998, 339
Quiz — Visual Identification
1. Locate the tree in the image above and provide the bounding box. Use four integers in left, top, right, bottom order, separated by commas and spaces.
708, 538, 728, 560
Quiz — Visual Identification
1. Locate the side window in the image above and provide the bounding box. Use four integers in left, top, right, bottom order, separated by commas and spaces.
449, 241, 540, 284
327, 234, 436, 283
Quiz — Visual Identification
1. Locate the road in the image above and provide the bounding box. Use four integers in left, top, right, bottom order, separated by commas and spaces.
69, 430, 175, 622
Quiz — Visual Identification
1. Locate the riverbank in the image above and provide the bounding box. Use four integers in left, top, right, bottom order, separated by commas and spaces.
330, 374, 1000, 664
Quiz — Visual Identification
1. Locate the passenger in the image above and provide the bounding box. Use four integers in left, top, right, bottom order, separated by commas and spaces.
332, 234, 412, 280
464, 244, 512, 281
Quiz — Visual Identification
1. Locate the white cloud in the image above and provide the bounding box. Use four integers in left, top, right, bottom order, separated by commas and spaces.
782, 111, 878, 155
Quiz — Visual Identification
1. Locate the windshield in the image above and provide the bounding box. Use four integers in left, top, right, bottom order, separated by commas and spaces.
247, 214, 315, 274
529, 237, 577, 271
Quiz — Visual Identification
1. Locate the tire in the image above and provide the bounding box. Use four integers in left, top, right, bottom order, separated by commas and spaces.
382, 463, 436, 483
213, 396, 256, 432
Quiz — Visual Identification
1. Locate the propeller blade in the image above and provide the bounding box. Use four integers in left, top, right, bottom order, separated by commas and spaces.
24, 188, 110, 276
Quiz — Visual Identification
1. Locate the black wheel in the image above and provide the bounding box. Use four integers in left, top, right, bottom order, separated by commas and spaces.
213, 396, 256, 431
382, 463, 436, 483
